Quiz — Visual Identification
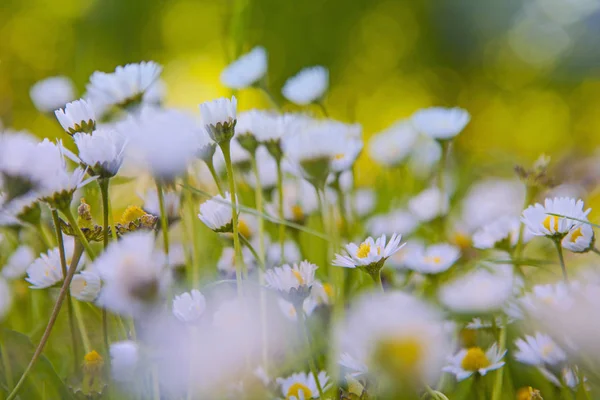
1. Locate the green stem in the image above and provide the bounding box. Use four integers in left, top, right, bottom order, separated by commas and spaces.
34, 221, 53, 249
437, 140, 450, 237
275, 157, 285, 265
239, 233, 264, 270
220, 139, 245, 293
258, 84, 281, 111
316, 101, 329, 117
6, 237, 82, 400
156, 182, 170, 257
50, 210, 80, 373
592, 247, 600, 256
251, 155, 266, 267
206, 159, 224, 196
296, 306, 325, 399
554, 239, 569, 283
99, 178, 110, 248
60, 207, 96, 261
184, 175, 201, 283
490, 315, 507, 400
68, 242, 91, 355
333, 175, 349, 239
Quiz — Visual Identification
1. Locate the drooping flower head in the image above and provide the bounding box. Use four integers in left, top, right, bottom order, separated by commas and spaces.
199, 96, 237, 144
282, 66, 328, 105
55, 99, 96, 135
220, 46, 267, 89
411, 107, 470, 140
198, 192, 237, 233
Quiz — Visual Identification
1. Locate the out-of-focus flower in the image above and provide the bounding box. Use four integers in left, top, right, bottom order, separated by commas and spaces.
110, 340, 139, 382
142, 188, 180, 221
282, 66, 328, 105
438, 265, 514, 313
366, 210, 419, 237
472, 216, 531, 250
30, 76, 76, 113
339, 353, 369, 378
408, 187, 449, 222
217, 246, 256, 277
411, 107, 470, 140
93, 232, 169, 316
268, 179, 319, 224
2, 245, 35, 280
333, 233, 403, 270
518, 282, 576, 318
198, 192, 236, 233
368, 120, 419, 167
221, 47, 267, 89
172, 289, 206, 324
561, 223, 594, 253
405, 243, 460, 274
72, 129, 127, 178
86, 61, 162, 114
244, 147, 278, 189
26, 241, 84, 289
276, 371, 329, 400
443, 343, 505, 381
521, 197, 590, 238
70, 270, 102, 302
199, 97, 237, 144
266, 239, 301, 268
514, 332, 567, 368
265, 261, 317, 305
55, 99, 96, 135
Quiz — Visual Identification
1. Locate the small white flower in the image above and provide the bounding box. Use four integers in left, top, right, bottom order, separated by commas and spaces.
408, 187, 449, 222
142, 188, 180, 220
518, 282, 577, 317
26, 241, 84, 289
562, 223, 594, 253
368, 120, 419, 167
217, 246, 256, 276
521, 197, 590, 237
110, 340, 139, 382
514, 332, 567, 367
405, 243, 460, 274
276, 371, 329, 400
86, 61, 162, 113
30, 76, 76, 113
366, 210, 419, 237
443, 343, 505, 381
540, 366, 583, 389
70, 270, 101, 302
172, 289, 206, 324
220, 46, 267, 89
411, 107, 470, 140
93, 232, 169, 316
265, 261, 317, 297
199, 96, 237, 143
73, 129, 127, 178
2, 245, 35, 280
198, 192, 237, 232
439, 265, 514, 313
0, 277, 12, 320
472, 216, 531, 250
333, 234, 403, 269
266, 239, 301, 268
282, 66, 328, 105
55, 99, 96, 135
339, 353, 368, 378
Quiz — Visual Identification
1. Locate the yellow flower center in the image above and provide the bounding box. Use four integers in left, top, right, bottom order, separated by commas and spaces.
323, 283, 334, 299
453, 232, 472, 249
460, 329, 477, 348
517, 386, 542, 400
286, 382, 312, 400
292, 269, 305, 285
238, 219, 252, 239
121, 205, 146, 224
357, 243, 371, 258
373, 336, 423, 378
461, 347, 491, 371
569, 227, 583, 242
424, 256, 442, 264
334, 153, 345, 160
541, 343, 554, 357
291, 205, 304, 221
83, 350, 104, 374
543, 215, 559, 232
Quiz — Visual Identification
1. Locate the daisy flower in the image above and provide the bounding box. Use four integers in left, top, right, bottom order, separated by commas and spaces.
411, 107, 470, 140
198, 192, 237, 233
70, 270, 102, 302
172, 289, 206, 324
561, 223, 594, 253
220, 46, 267, 89
26, 241, 84, 289
276, 371, 329, 400
443, 343, 505, 381
333, 233, 403, 271
54, 99, 96, 135
0, 133, 43, 201
438, 265, 514, 313
110, 340, 140, 382
472, 216, 532, 250
199, 96, 237, 144
2, 245, 35, 280
408, 187, 449, 222
264, 261, 317, 305
281, 66, 328, 105
514, 332, 567, 368
217, 246, 256, 277
521, 197, 590, 238
92, 232, 170, 316
86, 61, 162, 114
518, 282, 577, 317
368, 120, 419, 167
72, 129, 127, 178
30, 76, 76, 113
405, 243, 460, 274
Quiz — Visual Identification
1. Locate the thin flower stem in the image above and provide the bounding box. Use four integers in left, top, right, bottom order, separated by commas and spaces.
370, 269, 384, 292
34, 221, 53, 249
239, 233, 264, 270
50, 210, 80, 373
554, 239, 569, 283
490, 315, 507, 400
258, 84, 281, 111
316, 101, 329, 117
156, 182, 170, 257
592, 247, 600, 256
184, 175, 201, 283
275, 157, 285, 265
6, 239, 82, 400
72, 301, 91, 353
295, 306, 325, 399
99, 178, 110, 248
333, 176, 349, 239
61, 207, 96, 261
206, 159, 224, 196
220, 139, 245, 294
250, 156, 266, 268
437, 140, 450, 236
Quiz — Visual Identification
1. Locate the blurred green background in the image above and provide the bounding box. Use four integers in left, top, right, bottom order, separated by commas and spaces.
2, 0, 600, 187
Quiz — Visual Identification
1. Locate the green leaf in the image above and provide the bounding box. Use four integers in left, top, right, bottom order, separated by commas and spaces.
0, 328, 73, 399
